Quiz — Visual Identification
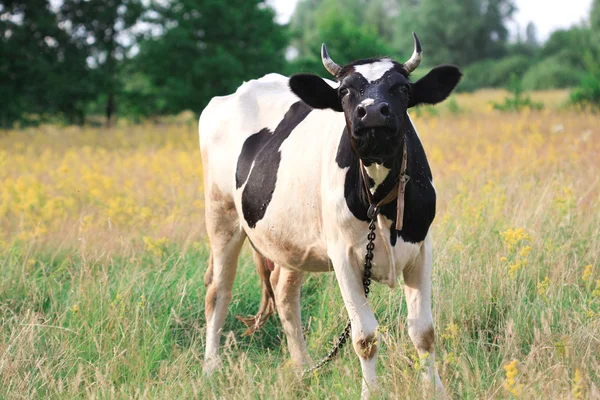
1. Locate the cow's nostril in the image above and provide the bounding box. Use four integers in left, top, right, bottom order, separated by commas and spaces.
379, 103, 390, 117
357, 105, 366, 119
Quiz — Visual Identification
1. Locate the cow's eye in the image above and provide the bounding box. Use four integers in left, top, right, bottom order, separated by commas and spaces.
391, 84, 409, 94
339, 88, 349, 97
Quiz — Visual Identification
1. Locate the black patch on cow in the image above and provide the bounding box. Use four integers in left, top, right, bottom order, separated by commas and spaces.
236, 101, 312, 228
236, 128, 271, 189
335, 117, 436, 244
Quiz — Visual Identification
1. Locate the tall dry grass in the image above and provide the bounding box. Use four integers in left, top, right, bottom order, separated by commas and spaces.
0, 90, 599, 399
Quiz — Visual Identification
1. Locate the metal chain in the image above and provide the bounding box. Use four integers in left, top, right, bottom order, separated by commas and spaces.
303, 216, 377, 376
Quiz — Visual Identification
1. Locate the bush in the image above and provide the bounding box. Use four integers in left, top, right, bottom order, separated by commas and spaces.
491, 74, 543, 112
540, 28, 595, 70
521, 55, 584, 90
457, 60, 495, 92
446, 96, 462, 114
570, 52, 600, 110
459, 55, 533, 92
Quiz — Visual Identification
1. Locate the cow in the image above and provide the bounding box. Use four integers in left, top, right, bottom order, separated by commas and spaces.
199, 33, 462, 398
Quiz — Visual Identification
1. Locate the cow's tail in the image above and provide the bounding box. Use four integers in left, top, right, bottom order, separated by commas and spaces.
236, 249, 277, 336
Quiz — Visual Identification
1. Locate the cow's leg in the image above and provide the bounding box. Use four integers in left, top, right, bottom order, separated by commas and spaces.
236, 250, 276, 336
403, 235, 445, 397
203, 186, 246, 374
273, 267, 310, 366
329, 248, 379, 399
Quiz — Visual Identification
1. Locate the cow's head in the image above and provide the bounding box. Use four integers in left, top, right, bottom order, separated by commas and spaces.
289, 33, 462, 164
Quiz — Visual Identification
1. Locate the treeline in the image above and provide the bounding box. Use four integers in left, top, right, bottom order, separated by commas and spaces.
1, 0, 599, 127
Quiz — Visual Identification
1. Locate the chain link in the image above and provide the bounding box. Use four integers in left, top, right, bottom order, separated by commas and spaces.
302, 217, 377, 376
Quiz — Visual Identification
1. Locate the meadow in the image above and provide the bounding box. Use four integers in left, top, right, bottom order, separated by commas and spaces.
0, 90, 599, 399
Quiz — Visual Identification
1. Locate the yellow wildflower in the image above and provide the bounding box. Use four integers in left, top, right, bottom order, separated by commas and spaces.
503, 359, 523, 397
441, 323, 459, 340
137, 295, 146, 310
143, 236, 169, 257
582, 265, 592, 281
508, 260, 523, 277
500, 228, 532, 251
592, 280, 600, 298
537, 276, 550, 300
519, 246, 531, 258
58, 164, 69, 174
553, 340, 566, 356
110, 293, 123, 309
443, 352, 457, 366
571, 368, 584, 400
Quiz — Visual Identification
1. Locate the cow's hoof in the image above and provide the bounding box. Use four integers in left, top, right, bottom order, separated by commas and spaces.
422, 372, 447, 399
279, 357, 312, 375
203, 356, 223, 376
360, 382, 379, 400
294, 356, 313, 371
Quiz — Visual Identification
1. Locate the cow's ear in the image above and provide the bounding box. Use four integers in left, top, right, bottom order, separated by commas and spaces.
408, 65, 462, 108
289, 74, 343, 112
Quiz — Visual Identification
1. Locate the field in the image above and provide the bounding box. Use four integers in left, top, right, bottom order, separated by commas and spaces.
1, 90, 599, 399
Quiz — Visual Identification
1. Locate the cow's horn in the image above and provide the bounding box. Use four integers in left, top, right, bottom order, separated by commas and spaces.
403, 32, 422, 74
321, 43, 341, 77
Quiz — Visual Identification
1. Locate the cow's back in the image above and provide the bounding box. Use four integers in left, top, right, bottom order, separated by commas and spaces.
200, 73, 344, 271
200, 74, 298, 194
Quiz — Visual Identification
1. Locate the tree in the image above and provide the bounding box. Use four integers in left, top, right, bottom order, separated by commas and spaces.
127, 0, 288, 116
289, 0, 517, 70
540, 27, 595, 70
569, 0, 600, 110
287, 0, 394, 76
591, 0, 600, 32
591, 0, 600, 50
408, 0, 516, 66
0, 0, 91, 127
525, 22, 538, 48
59, 0, 144, 125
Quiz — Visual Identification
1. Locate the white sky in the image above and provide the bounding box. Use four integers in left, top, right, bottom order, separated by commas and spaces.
268, 0, 593, 42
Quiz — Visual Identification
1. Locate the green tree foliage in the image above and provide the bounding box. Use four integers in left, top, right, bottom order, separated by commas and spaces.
540, 27, 596, 69
287, 0, 393, 76
460, 55, 533, 92
59, 0, 144, 125
521, 58, 584, 90
571, 52, 600, 110
0, 0, 91, 127
591, 0, 600, 33
570, 0, 600, 108
288, 0, 517, 73
3, 0, 600, 125
410, 0, 517, 66
590, 0, 600, 57
525, 21, 539, 48
127, 0, 287, 116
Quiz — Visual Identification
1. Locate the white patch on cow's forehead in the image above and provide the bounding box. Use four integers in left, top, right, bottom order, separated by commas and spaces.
354, 59, 394, 83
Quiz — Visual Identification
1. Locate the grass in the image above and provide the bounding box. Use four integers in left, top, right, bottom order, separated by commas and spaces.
1, 89, 599, 398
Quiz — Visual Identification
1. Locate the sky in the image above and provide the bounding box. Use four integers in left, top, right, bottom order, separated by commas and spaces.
268, 0, 594, 42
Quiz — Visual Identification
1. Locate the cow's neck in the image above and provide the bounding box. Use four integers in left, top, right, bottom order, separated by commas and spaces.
361, 151, 402, 202
363, 163, 391, 194
335, 116, 437, 245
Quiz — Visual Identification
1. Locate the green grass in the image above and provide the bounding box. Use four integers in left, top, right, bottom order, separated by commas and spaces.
1, 214, 599, 399
1, 108, 600, 398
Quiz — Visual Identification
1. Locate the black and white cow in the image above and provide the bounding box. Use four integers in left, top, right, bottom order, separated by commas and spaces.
200, 34, 461, 398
